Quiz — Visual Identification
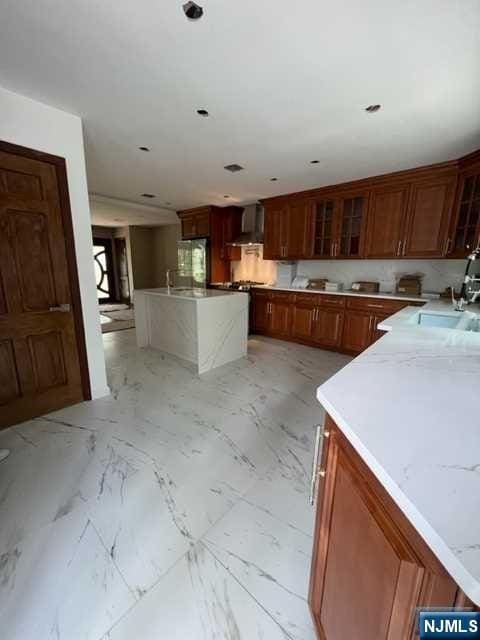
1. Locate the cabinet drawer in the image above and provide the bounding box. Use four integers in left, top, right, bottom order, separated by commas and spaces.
317, 294, 346, 308
294, 292, 319, 306
251, 288, 272, 299
271, 291, 294, 302
346, 296, 409, 314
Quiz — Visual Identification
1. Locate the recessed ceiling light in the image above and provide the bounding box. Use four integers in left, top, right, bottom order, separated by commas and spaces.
224, 164, 244, 173
270, 177, 278, 182
141, 193, 156, 198
365, 104, 381, 113
224, 195, 230, 198
196, 109, 209, 117
310, 160, 320, 164
183, 1, 203, 20
165, 201, 172, 206
139, 146, 150, 152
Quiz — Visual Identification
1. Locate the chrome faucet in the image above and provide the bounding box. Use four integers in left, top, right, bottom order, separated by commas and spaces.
166, 269, 180, 291
460, 247, 480, 306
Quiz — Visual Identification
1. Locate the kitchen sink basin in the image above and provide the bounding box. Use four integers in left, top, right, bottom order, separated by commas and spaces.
415, 312, 462, 329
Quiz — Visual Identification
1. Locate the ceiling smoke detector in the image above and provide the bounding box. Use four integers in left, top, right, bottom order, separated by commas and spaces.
197, 109, 209, 117
224, 164, 244, 173
183, 2, 204, 20
365, 104, 381, 113
139, 146, 150, 152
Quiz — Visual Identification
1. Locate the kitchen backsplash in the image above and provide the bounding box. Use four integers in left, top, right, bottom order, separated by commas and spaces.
296, 259, 467, 293
232, 249, 469, 293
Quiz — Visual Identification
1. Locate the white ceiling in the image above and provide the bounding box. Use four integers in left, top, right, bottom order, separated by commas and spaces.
90, 195, 178, 227
1, 0, 479, 214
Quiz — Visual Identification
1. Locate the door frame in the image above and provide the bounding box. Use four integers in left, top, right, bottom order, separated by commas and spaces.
0, 139, 92, 401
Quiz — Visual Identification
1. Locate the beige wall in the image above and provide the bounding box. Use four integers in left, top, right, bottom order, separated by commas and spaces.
129, 226, 156, 290
152, 224, 181, 286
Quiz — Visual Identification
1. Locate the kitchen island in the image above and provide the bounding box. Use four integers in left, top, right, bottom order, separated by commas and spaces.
309, 299, 480, 639
134, 288, 249, 374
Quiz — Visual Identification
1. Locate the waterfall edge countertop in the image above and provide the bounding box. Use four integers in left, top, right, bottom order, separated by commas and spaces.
134, 288, 249, 374
317, 299, 480, 605
135, 287, 248, 301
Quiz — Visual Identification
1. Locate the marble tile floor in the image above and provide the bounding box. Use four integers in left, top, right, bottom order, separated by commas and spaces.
0, 329, 351, 640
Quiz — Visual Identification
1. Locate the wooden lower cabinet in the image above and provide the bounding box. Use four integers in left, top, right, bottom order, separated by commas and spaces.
251, 289, 423, 354
309, 416, 463, 640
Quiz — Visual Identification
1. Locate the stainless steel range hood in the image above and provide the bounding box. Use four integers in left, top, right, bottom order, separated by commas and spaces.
227, 203, 264, 246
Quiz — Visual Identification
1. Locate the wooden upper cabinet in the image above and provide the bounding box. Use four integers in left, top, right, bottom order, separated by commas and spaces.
178, 207, 211, 239
449, 162, 480, 257
403, 175, 457, 258
283, 200, 313, 259
312, 199, 337, 258
337, 195, 368, 258
364, 185, 410, 258
309, 418, 459, 640
263, 202, 287, 259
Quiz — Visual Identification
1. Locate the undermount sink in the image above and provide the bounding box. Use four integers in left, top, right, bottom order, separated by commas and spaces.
416, 312, 462, 329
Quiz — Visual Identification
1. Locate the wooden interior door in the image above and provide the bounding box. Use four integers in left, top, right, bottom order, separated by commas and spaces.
403, 176, 456, 257
365, 186, 409, 257
0, 142, 89, 430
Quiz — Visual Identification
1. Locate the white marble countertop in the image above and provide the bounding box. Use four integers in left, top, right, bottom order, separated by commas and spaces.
135, 287, 248, 302
317, 299, 480, 604
254, 284, 432, 303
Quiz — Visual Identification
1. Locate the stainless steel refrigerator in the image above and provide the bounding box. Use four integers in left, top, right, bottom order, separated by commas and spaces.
177, 239, 208, 288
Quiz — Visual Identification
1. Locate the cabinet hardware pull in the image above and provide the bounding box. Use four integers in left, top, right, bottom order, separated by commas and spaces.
397, 240, 402, 256
402, 239, 406, 256
444, 237, 452, 255
310, 425, 323, 506
367, 303, 383, 309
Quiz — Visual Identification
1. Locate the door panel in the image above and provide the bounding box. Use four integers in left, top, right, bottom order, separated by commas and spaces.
403, 177, 456, 257
338, 195, 367, 258
263, 204, 286, 259
284, 200, 313, 259
342, 310, 372, 353
0, 147, 86, 429
270, 299, 291, 338
251, 294, 270, 333
291, 303, 315, 341
314, 308, 343, 348
365, 186, 409, 257
313, 199, 337, 258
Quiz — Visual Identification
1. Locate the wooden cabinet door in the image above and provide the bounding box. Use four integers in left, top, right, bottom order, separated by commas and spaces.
179, 208, 211, 239
251, 292, 270, 334
403, 176, 456, 257
284, 200, 313, 259
309, 418, 459, 640
0, 145, 87, 429
309, 426, 435, 640
312, 199, 337, 258
263, 203, 286, 259
365, 186, 410, 257
370, 313, 388, 346
337, 195, 367, 258
291, 300, 316, 342
270, 296, 292, 338
341, 310, 372, 354
450, 167, 480, 257
313, 308, 344, 348
181, 215, 197, 239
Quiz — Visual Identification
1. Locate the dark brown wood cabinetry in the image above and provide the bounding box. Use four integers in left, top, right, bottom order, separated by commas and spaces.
449, 153, 480, 257
251, 289, 423, 355
177, 205, 243, 283
309, 416, 465, 640
261, 156, 474, 261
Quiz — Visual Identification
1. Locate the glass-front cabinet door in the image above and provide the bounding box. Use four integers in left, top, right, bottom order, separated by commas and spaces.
338, 196, 367, 258
453, 172, 480, 255
313, 199, 336, 258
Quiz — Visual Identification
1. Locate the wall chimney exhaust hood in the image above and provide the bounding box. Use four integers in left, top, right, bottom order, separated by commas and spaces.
228, 203, 264, 246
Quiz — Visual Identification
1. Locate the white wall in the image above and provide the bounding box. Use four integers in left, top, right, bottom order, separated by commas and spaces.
0, 86, 109, 399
